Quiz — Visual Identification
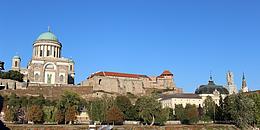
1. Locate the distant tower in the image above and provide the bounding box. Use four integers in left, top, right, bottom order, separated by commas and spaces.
157, 70, 176, 89
226, 71, 237, 94
12, 55, 21, 71
241, 73, 249, 93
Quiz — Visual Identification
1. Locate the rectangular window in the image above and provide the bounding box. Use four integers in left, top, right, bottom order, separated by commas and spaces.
70, 65, 73, 71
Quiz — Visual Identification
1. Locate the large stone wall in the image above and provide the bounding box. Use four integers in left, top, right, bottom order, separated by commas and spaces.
84, 76, 147, 95
0, 78, 27, 90
82, 74, 181, 95
0, 85, 93, 100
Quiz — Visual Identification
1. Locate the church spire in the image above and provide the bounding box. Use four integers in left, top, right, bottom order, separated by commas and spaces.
48, 26, 51, 32
242, 73, 245, 80
209, 71, 213, 81
241, 73, 248, 92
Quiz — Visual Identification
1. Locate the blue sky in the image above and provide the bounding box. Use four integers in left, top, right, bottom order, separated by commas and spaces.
0, 0, 260, 92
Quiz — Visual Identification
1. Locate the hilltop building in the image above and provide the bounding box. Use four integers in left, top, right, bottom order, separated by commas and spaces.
82, 70, 183, 95
195, 75, 228, 105
241, 73, 249, 93
11, 28, 75, 85
225, 71, 237, 94
159, 93, 203, 111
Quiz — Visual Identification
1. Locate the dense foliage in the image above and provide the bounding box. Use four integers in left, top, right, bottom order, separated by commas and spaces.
0, 91, 259, 128
0, 70, 24, 82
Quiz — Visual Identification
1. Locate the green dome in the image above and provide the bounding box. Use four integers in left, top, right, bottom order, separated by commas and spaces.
37, 32, 58, 41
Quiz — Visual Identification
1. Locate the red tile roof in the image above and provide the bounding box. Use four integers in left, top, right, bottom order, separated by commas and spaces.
88, 71, 150, 79
161, 70, 173, 75
157, 70, 174, 78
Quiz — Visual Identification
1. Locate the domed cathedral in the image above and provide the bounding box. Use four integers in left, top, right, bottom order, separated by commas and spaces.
12, 28, 75, 85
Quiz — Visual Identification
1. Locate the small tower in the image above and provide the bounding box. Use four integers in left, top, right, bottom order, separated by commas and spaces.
157, 70, 176, 89
68, 59, 75, 84
12, 55, 21, 71
241, 73, 249, 93
226, 71, 237, 94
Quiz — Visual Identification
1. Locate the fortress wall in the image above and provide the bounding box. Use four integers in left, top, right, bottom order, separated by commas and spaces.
0, 85, 93, 100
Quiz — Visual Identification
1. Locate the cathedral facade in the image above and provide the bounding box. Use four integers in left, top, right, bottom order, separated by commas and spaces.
12, 29, 75, 85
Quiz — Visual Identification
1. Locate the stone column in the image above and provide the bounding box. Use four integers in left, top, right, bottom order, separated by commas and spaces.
35, 46, 37, 57
52, 46, 54, 57
38, 46, 41, 57
55, 47, 58, 58
57, 47, 60, 58
44, 45, 47, 57
40, 45, 43, 57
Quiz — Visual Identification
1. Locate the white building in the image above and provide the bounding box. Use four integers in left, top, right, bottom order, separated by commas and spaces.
12, 28, 75, 85
159, 93, 203, 110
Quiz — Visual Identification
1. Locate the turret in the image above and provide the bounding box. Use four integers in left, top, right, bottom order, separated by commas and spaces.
241, 73, 248, 92
68, 59, 75, 84
12, 55, 21, 71
226, 71, 237, 94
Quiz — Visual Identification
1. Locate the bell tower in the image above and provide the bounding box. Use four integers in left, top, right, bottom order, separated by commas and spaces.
241, 73, 249, 92
12, 55, 21, 71
225, 71, 237, 94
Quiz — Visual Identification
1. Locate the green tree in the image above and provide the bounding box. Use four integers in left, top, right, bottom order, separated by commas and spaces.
106, 106, 124, 125
43, 106, 56, 123
155, 108, 170, 125
135, 96, 161, 125
0, 70, 24, 82
8, 70, 24, 82
8, 93, 20, 108
248, 93, 260, 127
216, 95, 225, 121
166, 107, 175, 121
57, 91, 81, 110
125, 105, 138, 121
115, 96, 132, 120
183, 104, 199, 124
174, 104, 184, 120
89, 98, 106, 123
203, 96, 215, 121
19, 96, 28, 108
225, 93, 255, 129
89, 95, 115, 123
30, 95, 46, 107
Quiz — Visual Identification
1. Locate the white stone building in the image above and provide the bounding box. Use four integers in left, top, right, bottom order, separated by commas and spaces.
159, 93, 203, 110
12, 29, 75, 85
195, 76, 229, 105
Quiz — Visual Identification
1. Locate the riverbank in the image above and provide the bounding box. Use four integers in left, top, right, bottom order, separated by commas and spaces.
6, 124, 238, 130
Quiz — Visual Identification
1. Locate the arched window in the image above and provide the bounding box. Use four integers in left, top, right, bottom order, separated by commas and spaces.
15, 61, 18, 67
98, 79, 102, 85
35, 73, 39, 81
60, 75, 64, 83
45, 64, 54, 69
